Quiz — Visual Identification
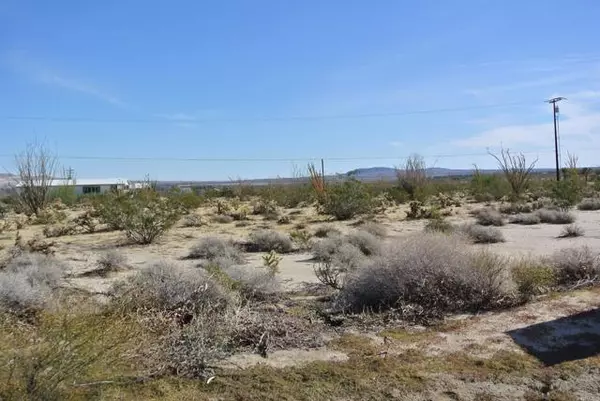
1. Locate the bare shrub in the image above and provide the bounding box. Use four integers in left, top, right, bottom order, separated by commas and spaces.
346, 230, 382, 256
509, 213, 541, 225
182, 213, 206, 227
211, 214, 234, 224
112, 261, 232, 313
246, 230, 293, 253
550, 247, 600, 287
535, 209, 575, 224
0, 254, 65, 315
396, 153, 428, 200
188, 237, 245, 264
489, 148, 537, 200
459, 224, 505, 244
314, 225, 341, 238
338, 234, 511, 319
577, 198, 600, 211
558, 224, 584, 238
13, 142, 58, 216
475, 208, 505, 226
357, 221, 387, 238
512, 259, 555, 300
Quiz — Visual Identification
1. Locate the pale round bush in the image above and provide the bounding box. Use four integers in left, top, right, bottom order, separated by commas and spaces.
247, 230, 293, 253
535, 209, 575, 224
475, 208, 505, 226
346, 230, 382, 256
459, 224, 505, 244
188, 237, 245, 263
337, 233, 511, 318
509, 213, 541, 225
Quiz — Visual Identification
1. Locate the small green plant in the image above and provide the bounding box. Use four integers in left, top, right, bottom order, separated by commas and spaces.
262, 250, 282, 275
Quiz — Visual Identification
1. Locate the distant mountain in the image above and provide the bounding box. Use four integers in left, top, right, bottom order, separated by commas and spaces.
346, 167, 479, 181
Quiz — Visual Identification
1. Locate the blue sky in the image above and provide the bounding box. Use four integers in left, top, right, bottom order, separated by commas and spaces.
2, 0, 600, 180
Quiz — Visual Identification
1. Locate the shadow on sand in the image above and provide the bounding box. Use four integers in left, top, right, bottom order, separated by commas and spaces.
506, 308, 600, 366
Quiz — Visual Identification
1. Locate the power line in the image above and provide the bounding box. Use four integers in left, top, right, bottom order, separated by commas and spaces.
1, 100, 537, 124
0, 149, 559, 163
546, 97, 566, 181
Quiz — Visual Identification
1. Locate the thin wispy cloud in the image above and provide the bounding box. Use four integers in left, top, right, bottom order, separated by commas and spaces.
4, 51, 129, 109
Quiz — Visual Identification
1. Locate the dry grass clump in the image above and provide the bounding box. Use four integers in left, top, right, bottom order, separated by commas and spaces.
475, 208, 505, 226
188, 237, 245, 265
509, 213, 541, 225
550, 246, 600, 287
337, 233, 512, 320
535, 209, 575, 224
459, 224, 505, 244
577, 198, 600, 211
0, 254, 65, 316
246, 230, 293, 253
558, 224, 584, 238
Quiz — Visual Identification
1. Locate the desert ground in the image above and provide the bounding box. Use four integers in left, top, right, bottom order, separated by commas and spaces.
1, 195, 600, 400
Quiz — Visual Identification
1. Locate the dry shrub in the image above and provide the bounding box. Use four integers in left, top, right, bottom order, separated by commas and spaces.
346, 230, 382, 256
459, 224, 505, 244
535, 209, 575, 224
289, 229, 313, 251
499, 203, 534, 215
357, 221, 387, 238
221, 264, 281, 299
42, 224, 77, 238
246, 230, 293, 253
0, 254, 65, 316
509, 213, 541, 225
314, 225, 341, 238
550, 247, 600, 287
112, 261, 233, 313
212, 214, 234, 224
338, 233, 512, 320
188, 237, 245, 264
83, 250, 128, 277
181, 213, 206, 227
311, 235, 345, 262
577, 198, 600, 211
424, 218, 454, 233
558, 224, 584, 238
475, 208, 505, 226
314, 243, 366, 290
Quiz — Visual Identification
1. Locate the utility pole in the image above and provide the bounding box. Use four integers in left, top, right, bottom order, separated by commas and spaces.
546, 97, 566, 181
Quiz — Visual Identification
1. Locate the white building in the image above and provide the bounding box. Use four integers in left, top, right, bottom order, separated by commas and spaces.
16, 178, 130, 196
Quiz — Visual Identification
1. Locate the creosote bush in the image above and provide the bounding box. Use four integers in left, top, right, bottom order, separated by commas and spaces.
512, 260, 555, 300
319, 179, 373, 220
475, 208, 505, 226
337, 233, 512, 320
247, 229, 294, 253
460, 224, 505, 244
95, 189, 182, 244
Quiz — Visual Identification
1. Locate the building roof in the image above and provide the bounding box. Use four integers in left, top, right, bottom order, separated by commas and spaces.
16, 178, 129, 187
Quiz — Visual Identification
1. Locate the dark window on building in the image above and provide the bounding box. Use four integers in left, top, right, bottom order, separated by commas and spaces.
82, 186, 101, 194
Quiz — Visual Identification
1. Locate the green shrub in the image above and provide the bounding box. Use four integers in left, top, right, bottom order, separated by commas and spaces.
551, 179, 581, 207
95, 189, 181, 244
320, 180, 372, 220
512, 260, 555, 300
